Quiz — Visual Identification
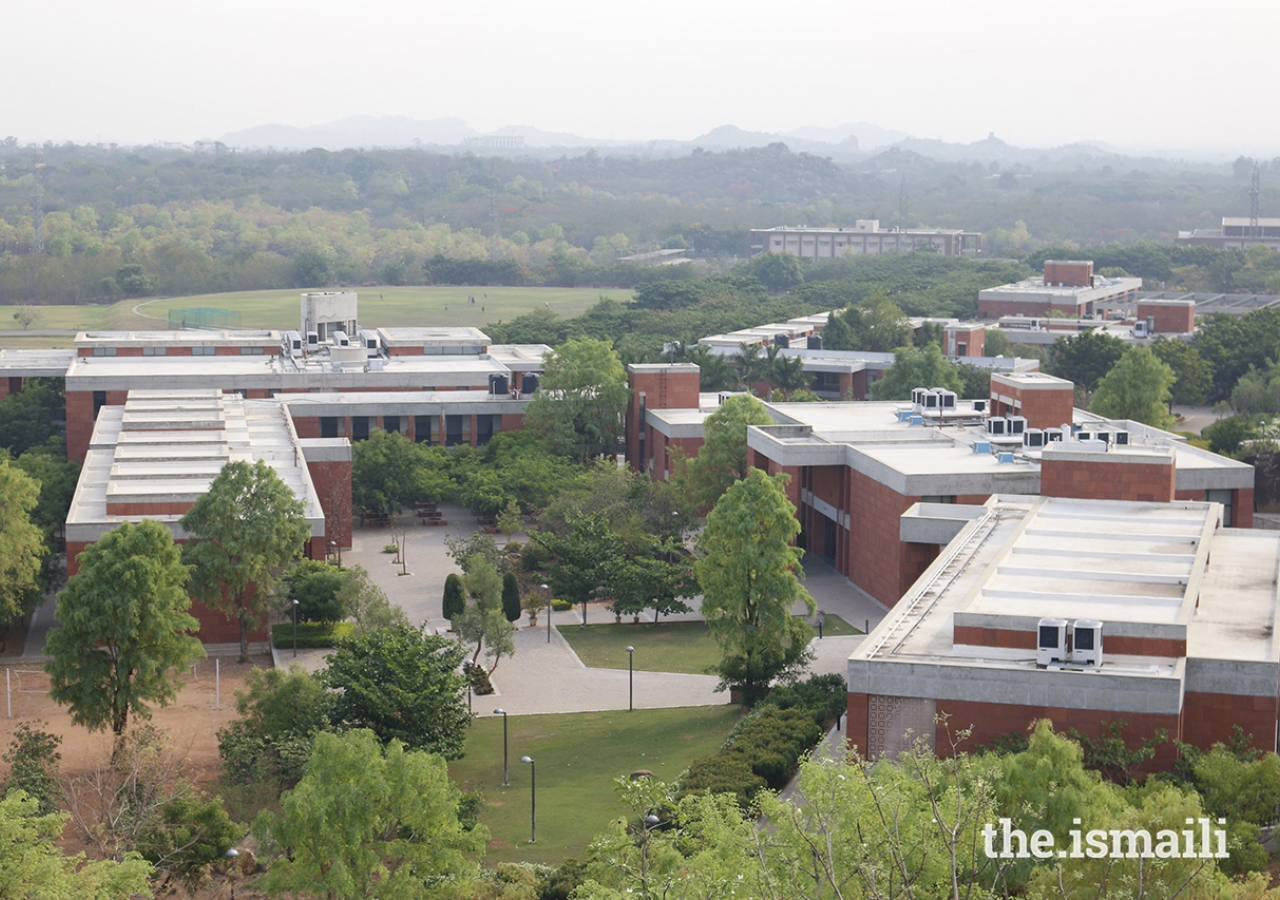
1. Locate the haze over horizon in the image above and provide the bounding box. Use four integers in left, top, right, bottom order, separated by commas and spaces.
6, 0, 1279, 161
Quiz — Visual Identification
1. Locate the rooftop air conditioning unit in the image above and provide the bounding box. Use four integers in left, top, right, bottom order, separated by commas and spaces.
1076, 430, 1095, 442
773, 334, 790, 348
718, 391, 733, 406
306, 331, 319, 347
1114, 430, 1130, 446
912, 387, 929, 410
921, 391, 940, 410
1097, 431, 1113, 446
972, 399, 987, 413
998, 452, 1015, 463
1037, 618, 1068, 667
909, 415, 924, 426
986, 417, 1008, 436
1007, 415, 1027, 435
934, 389, 957, 411
1072, 619, 1103, 666
1023, 428, 1046, 448
1046, 429, 1064, 443
331, 330, 350, 347
973, 441, 991, 454
284, 330, 303, 357
1134, 321, 1149, 338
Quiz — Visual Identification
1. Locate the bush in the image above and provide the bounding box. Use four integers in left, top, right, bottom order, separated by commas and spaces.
551, 598, 572, 612
217, 666, 334, 788
271, 621, 353, 649
758, 673, 847, 725
383, 543, 400, 554
502, 572, 522, 623
727, 707, 822, 789
1, 721, 62, 814
678, 754, 768, 808
443, 572, 466, 621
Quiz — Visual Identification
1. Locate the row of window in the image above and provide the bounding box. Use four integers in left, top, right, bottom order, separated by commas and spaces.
317, 415, 501, 446
94, 346, 268, 357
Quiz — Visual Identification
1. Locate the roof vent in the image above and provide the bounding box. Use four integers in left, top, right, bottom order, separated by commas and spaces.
997, 452, 1014, 463
973, 441, 991, 454
909, 415, 924, 426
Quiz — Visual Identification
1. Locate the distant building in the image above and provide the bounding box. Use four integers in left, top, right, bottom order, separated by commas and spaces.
616, 248, 690, 266
749, 221, 981, 259
978, 261, 1142, 319
1177, 217, 1280, 250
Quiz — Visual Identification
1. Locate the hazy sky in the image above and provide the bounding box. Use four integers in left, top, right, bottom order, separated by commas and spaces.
7, 0, 1278, 157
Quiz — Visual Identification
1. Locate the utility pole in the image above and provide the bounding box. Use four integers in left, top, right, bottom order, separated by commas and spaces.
31, 158, 44, 254
1250, 161, 1261, 244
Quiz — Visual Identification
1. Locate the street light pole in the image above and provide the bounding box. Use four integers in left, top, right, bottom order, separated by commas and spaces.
542, 583, 550, 644
520, 756, 536, 843
495, 708, 509, 786
292, 599, 299, 658
626, 646, 634, 711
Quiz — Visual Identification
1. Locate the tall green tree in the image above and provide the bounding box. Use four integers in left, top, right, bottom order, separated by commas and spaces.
321, 623, 472, 758
0, 380, 63, 458
0, 459, 45, 622
526, 338, 629, 461
441, 573, 466, 623
13, 446, 80, 546
695, 469, 814, 704
1230, 362, 1280, 415
823, 290, 914, 353
180, 460, 312, 661
1150, 337, 1214, 406
686, 394, 773, 509
746, 252, 803, 294
352, 430, 454, 516
868, 341, 964, 401
454, 556, 516, 675
253, 729, 486, 900
1090, 346, 1177, 429
45, 521, 204, 753
1047, 329, 1127, 392
500, 572, 521, 623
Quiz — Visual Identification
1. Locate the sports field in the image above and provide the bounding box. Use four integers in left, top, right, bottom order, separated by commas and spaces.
0, 285, 624, 347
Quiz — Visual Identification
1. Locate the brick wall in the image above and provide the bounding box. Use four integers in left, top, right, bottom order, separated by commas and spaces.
1040, 456, 1175, 503
979, 299, 1087, 318
1183, 692, 1278, 753
952, 625, 1186, 658
1137, 301, 1195, 335
67, 389, 128, 461
626, 367, 698, 472
845, 468, 918, 606
307, 459, 352, 548
1043, 260, 1093, 287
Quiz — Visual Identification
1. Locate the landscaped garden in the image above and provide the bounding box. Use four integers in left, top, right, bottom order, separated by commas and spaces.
447, 706, 743, 864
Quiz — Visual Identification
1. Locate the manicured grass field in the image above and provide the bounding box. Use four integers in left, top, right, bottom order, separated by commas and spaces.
559, 616, 862, 675
559, 621, 720, 675
128, 285, 625, 330
449, 706, 742, 864
0, 286, 625, 348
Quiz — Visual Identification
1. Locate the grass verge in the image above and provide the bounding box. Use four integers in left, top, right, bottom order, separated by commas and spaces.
558, 621, 719, 675
449, 706, 742, 865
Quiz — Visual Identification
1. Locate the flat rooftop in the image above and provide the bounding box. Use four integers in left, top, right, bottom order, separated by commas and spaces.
979, 276, 1142, 303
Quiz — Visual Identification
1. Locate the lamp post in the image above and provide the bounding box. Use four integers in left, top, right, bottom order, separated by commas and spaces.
291, 599, 299, 658
224, 848, 240, 900
520, 756, 536, 843
626, 645, 635, 711
640, 814, 661, 897
494, 708, 509, 786
542, 583, 551, 644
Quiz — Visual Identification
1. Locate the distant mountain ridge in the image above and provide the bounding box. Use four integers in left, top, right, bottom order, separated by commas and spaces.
214, 115, 1207, 170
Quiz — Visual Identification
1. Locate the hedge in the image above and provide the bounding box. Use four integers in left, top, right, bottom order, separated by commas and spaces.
676, 673, 846, 807
271, 622, 353, 649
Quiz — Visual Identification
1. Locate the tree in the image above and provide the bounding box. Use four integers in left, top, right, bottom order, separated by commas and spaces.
1203, 414, 1259, 457
218, 666, 335, 788
1151, 337, 1214, 406
253, 729, 486, 900
0, 379, 63, 459
45, 521, 204, 754
0, 792, 153, 900
114, 264, 154, 298
532, 510, 617, 622
321, 623, 472, 758
337, 567, 407, 634
501, 572, 521, 623
1230, 362, 1280, 415
868, 341, 964, 401
441, 573, 466, 623
1047, 329, 1127, 392
13, 446, 80, 547
527, 338, 630, 462
282, 559, 347, 623
746, 252, 803, 293
180, 460, 312, 661
823, 290, 913, 352
1089, 346, 1177, 429
0, 459, 45, 622
454, 557, 515, 676
2, 722, 62, 815
984, 327, 1014, 358
11, 306, 40, 330
695, 470, 814, 704
687, 394, 773, 508
291, 246, 332, 288
352, 430, 453, 516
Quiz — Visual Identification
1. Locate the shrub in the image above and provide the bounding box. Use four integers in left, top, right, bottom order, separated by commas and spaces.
727, 707, 822, 789
443, 573, 466, 621
383, 543, 400, 554
502, 572, 522, 622
678, 754, 767, 808
551, 598, 572, 612
758, 673, 847, 725
1, 721, 62, 814
271, 621, 353, 649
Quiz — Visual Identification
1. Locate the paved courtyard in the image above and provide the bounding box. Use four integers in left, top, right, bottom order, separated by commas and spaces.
276, 501, 887, 718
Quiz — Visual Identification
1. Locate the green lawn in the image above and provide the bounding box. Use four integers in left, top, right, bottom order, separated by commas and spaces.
559, 616, 862, 675
128, 285, 624, 331
0, 286, 625, 348
559, 621, 720, 675
449, 706, 742, 864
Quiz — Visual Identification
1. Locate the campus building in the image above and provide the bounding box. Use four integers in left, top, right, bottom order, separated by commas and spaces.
848, 493, 1280, 760
978, 261, 1142, 319
626, 367, 1254, 608
1177, 217, 1280, 251
749, 222, 981, 259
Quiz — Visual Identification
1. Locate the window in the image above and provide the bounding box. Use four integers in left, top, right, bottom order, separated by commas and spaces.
92, 347, 117, 357
92, 390, 107, 419
382, 415, 401, 434
320, 417, 341, 438
351, 417, 370, 441
920, 495, 956, 504
476, 415, 500, 445
240, 346, 265, 355
192, 346, 215, 356
142, 346, 168, 356
1206, 489, 1234, 527
445, 414, 469, 447
414, 416, 435, 445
